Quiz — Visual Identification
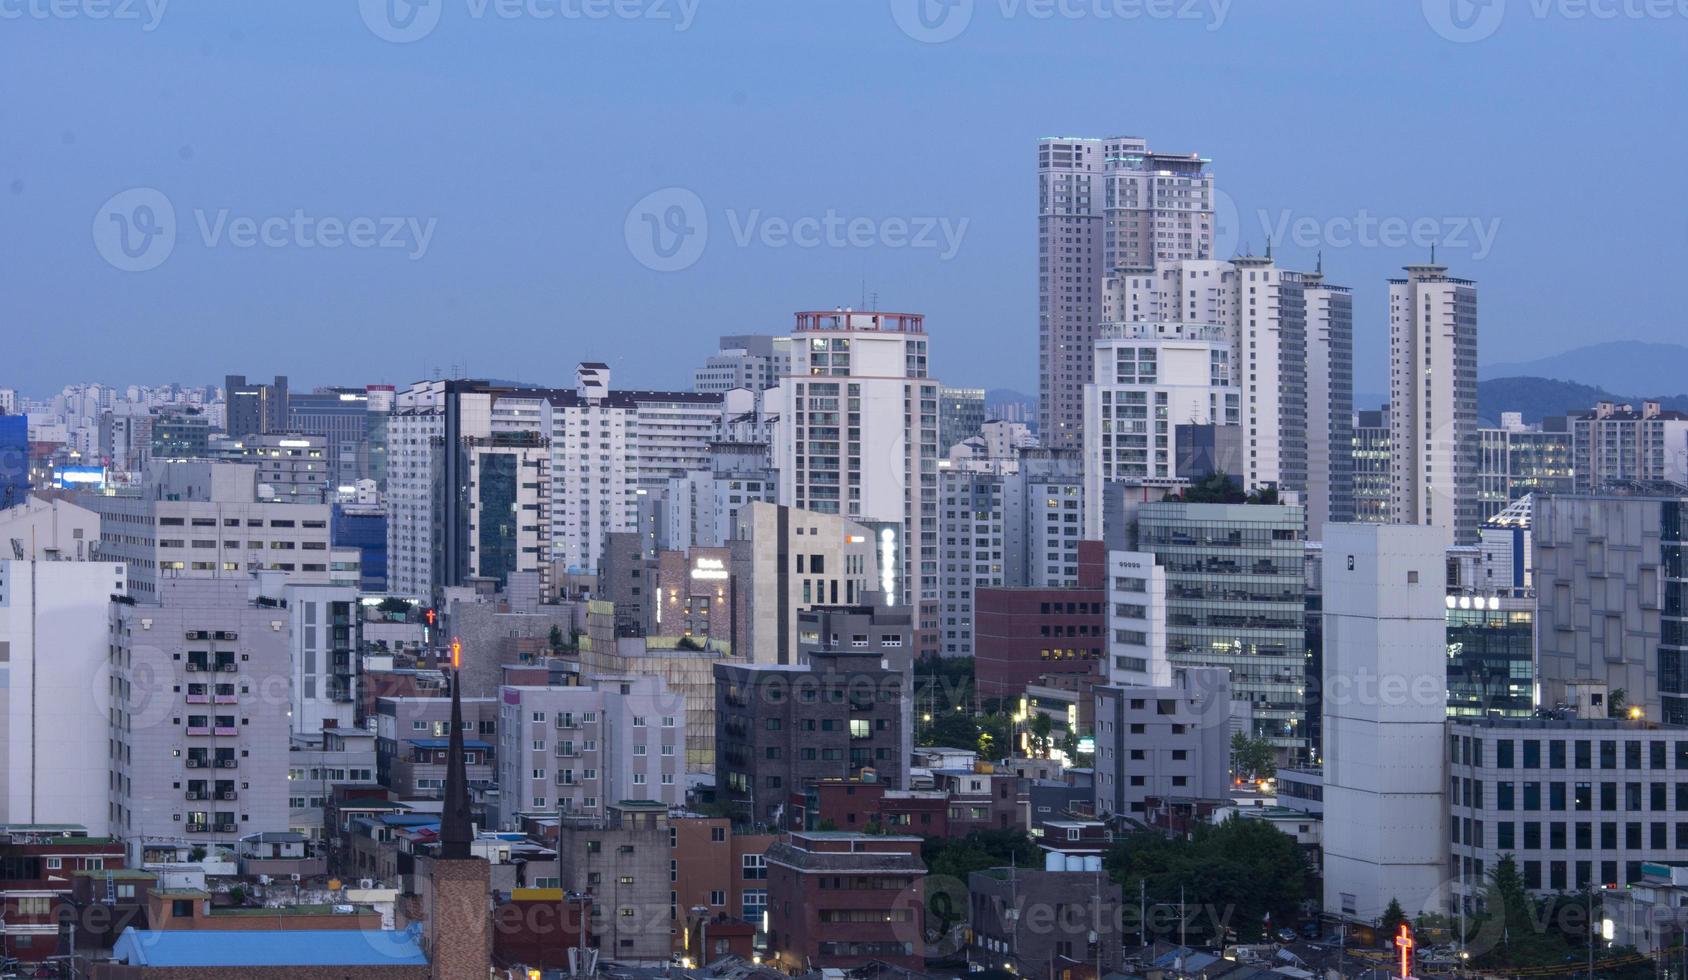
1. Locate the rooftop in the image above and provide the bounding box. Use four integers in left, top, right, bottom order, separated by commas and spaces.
111, 927, 428, 967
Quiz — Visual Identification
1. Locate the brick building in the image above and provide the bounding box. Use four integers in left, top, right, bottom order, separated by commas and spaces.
715, 615, 910, 826
669, 815, 777, 953
764, 831, 926, 972
974, 541, 1107, 705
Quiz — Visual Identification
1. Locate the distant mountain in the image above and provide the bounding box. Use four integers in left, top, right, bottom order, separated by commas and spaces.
985, 388, 1034, 407
1478, 376, 1688, 425
1479, 342, 1688, 395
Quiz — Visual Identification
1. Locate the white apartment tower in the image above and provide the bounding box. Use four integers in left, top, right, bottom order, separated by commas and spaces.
1321, 523, 1448, 924
775, 311, 939, 646
1303, 267, 1356, 540
0, 552, 127, 833
1096, 255, 1353, 524
1038, 136, 1215, 451
1389, 262, 1480, 546
1081, 320, 1238, 538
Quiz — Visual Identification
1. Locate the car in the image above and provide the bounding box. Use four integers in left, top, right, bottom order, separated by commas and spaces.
1278, 928, 1300, 944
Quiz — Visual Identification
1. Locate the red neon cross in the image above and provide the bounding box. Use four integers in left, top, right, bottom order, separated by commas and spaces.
1397, 923, 1414, 979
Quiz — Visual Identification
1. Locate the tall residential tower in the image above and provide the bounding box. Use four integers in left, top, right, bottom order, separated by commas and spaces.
1388, 262, 1479, 546
1038, 136, 1215, 451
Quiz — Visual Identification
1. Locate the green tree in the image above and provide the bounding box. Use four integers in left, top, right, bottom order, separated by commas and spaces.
1106, 816, 1308, 944
1230, 731, 1277, 780
1029, 713, 1054, 758
1175, 472, 1246, 504
1608, 688, 1629, 718
920, 711, 981, 751
1379, 897, 1407, 946
977, 713, 1012, 759
548, 624, 565, 654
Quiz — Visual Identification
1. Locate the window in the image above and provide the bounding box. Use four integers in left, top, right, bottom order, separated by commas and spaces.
743, 854, 767, 880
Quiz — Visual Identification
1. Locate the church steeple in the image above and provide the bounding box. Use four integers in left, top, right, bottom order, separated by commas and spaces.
439, 639, 472, 860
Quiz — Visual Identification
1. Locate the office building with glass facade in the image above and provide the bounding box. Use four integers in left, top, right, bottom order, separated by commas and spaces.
1136, 500, 1308, 760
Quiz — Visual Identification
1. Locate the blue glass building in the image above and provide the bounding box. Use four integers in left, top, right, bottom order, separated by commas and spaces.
0, 414, 28, 509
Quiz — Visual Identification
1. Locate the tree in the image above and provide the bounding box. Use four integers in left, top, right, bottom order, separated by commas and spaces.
1230, 732, 1277, 781
1608, 688, 1629, 718
920, 711, 981, 751
1029, 713, 1054, 758
977, 713, 1012, 760
1106, 817, 1309, 945
1379, 898, 1407, 946
548, 625, 565, 655
376, 596, 412, 615
1175, 472, 1246, 504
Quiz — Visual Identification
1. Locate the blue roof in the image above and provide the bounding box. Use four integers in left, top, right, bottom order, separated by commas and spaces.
112, 927, 428, 967
404, 737, 493, 750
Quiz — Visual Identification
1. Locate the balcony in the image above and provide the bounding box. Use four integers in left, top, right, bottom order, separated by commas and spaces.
214, 726, 239, 737
214, 694, 239, 704
185, 694, 210, 704
186, 726, 212, 736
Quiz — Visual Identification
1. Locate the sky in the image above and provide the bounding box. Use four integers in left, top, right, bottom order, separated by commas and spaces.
5, 0, 1685, 401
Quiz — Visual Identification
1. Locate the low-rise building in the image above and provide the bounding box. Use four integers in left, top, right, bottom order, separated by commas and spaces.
968, 828, 1122, 976
494, 675, 686, 827
1093, 667, 1233, 822
763, 831, 926, 972
1449, 717, 1688, 896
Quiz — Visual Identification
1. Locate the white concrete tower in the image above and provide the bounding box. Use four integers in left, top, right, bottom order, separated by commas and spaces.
1321, 523, 1447, 925
1389, 262, 1479, 546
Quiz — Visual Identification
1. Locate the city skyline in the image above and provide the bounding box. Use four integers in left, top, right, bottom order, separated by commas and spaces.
7, 3, 1684, 397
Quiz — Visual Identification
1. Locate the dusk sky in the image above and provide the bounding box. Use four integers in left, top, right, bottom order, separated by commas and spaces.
6, 0, 1684, 399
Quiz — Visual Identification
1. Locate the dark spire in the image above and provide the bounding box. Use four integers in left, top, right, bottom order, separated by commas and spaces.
439, 663, 473, 860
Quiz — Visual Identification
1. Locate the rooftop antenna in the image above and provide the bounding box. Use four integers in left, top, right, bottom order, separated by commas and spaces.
1316, 250, 1323, 276
1430, 243, 1438, 265
1264, 237, 1273, 260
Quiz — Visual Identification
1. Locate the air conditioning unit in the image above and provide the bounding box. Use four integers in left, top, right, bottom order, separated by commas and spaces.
184, 663, 201, 672
219, 760, 238, 769
185, 759, 201, 768
359, 878, 374, 890
185, 791, 201, 800
221, 791, 237, 801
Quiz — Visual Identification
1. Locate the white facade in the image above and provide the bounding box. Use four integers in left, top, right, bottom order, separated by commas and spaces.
693, 335, 792, 394
0, 496, 102, 558
1083, 320, 1238, 537
495, 675, 686, 826
776, 312, 939, 620
0, 558, 127, 832
1038, 136, 1215, 451
1104, 549, 1170, 687
85, 462, 348, 599
108, 578, 294, 864
284, 583, 359, 735
1099, 256, 1347, 508
1321, 523, 1447, 924
1389, 263, 1480, 546
1303, 275, 1356, 540
937, 454, 1084, 657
